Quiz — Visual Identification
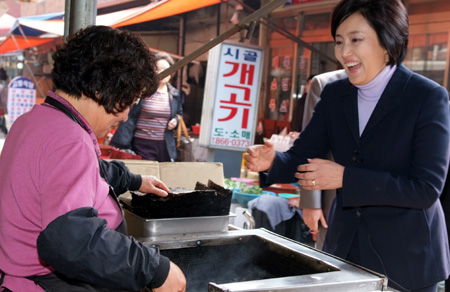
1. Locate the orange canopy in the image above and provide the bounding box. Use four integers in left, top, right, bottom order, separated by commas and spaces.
0, 0, 224, 55
113, 0, 223, 28
0, 35, 56, 54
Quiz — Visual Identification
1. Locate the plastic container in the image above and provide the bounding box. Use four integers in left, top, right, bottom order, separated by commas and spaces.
231, 190, 239, 203
228, 178, 259, 204
263, 183, 299, 194
278, 193, 300, 208
230, 177, 258, 186
191, 124, 200, 135
235, 190, 276, 208
278, 193, 300, 200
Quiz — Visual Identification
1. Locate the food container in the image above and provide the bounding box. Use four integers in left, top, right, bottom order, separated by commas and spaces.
123, 209, 235, 239
231, 190, 239, 203
263, 183, 299, 194
191, 124, 200, 135
234, 191, 276, 208
227, 178, 260, 204
230, 177, 258, 186
99, 145, 114, 158
278, 193, 301, 208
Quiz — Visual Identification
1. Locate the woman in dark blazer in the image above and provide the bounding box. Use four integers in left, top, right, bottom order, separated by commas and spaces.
441, 171, 450, 292
246, 0, 450, 291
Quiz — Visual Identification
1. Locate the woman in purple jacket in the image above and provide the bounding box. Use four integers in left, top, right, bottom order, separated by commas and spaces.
0, 26, 186, 292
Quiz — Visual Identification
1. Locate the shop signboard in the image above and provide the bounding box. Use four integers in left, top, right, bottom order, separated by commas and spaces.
200, 41, 263, 151
7, 76, 36, 125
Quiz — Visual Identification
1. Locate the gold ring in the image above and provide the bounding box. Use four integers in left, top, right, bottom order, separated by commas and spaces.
312, 179, 316, 186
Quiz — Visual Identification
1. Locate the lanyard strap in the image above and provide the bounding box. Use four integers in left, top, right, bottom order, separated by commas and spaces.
44, 96, 87, 131
0, 269, 4, 285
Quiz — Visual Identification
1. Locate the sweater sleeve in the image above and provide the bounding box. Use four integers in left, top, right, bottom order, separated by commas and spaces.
98, 159, 142, 194
37, 207, 170, 290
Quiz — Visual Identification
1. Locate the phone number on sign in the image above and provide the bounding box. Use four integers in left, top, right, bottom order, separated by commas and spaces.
212, 137, 250, 147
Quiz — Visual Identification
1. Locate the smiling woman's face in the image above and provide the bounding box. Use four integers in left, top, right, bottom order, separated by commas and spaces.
334, 12, 388, 86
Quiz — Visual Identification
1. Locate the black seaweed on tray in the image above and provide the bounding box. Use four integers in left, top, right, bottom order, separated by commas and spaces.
121, 180, 232, 219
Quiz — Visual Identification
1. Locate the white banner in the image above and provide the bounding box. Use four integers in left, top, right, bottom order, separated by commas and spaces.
7, 76, 36, 125
201, 41, 263, 151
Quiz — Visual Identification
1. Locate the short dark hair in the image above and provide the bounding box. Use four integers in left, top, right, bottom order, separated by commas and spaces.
51, 25, 157, 114
331, 0, 409, 66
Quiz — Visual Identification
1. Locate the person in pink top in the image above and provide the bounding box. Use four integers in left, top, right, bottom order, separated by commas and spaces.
0, 26, 186, 292
110, 52, 184, 162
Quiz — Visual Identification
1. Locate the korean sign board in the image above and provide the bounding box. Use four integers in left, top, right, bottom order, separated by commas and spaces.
199, 41, 263, 151
7, 76, 36, 125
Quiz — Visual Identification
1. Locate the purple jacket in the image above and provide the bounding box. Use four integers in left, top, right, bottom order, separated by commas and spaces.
0, 92, 169, 291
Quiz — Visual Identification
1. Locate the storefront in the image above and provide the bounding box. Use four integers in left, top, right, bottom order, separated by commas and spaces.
260, 0, 450, 135
406, 0, 450, 89
1, 0, 449, 138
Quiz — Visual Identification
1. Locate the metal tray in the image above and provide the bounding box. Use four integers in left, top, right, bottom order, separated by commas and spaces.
144, 229, 390, 292
123, 209, 235, 239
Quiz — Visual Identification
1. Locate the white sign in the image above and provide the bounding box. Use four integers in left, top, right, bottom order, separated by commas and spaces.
200, 41, 263, 151
7, 76, 36, 125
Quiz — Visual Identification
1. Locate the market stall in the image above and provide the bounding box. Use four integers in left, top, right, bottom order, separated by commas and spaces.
117, 159, 397, 292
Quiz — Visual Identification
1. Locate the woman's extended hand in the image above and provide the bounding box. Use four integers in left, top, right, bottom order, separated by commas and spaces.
245, 141, 276, 172
302, 208, 328, 233
138, 175, 170, 197
167, 118, 177, 130
296, 158, 344, 190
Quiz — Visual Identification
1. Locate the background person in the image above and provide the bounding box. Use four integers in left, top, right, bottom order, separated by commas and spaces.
0, 82, 7, 136
290, 74, 315, 132
245, 0, 450, 291
111, 52, 184, 162
0, 66, 7, 88
299, 69, 347, 250
0, 25, 186, 292
441, 172, 450, 292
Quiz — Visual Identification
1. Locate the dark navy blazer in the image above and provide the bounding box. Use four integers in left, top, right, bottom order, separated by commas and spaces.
261, 64, 450, 290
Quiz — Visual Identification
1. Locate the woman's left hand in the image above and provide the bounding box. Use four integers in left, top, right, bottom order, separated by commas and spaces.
296, 158, 344, 190
167, 118, 177, 130
139, 175, 171, 197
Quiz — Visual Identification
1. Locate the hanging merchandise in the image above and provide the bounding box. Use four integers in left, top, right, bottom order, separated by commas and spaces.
272, 56, 279, 69
279, 99, 288, 113
299, 55, 306, 70
256, 120, 263, 135
283, 55, 291, 70
269, 99, 276, 112
270, 77, 278, 90
281, 77, 291, 92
